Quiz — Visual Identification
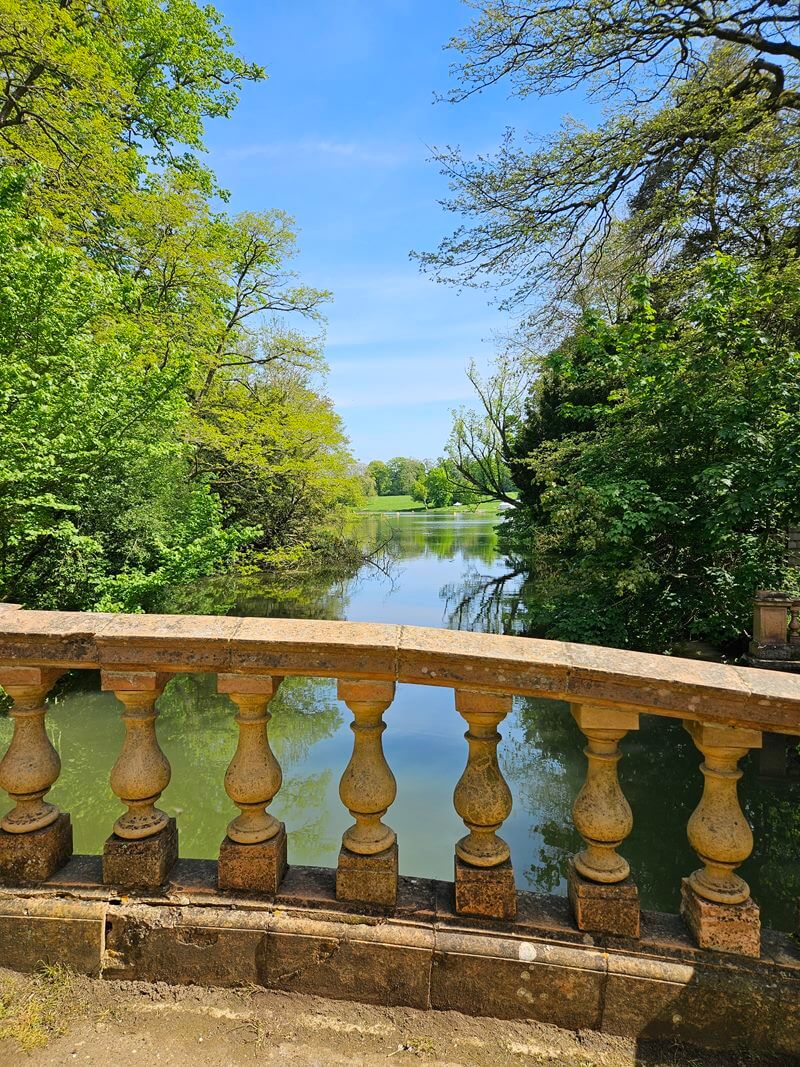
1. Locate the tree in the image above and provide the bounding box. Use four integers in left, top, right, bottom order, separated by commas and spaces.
0, 168, 251, 611
419, 2, 800, 310
366, 460, 392, 495
0, 0, 263, 227
386, 456, 426, 495
446, 359, 527, 505
410, 462, 456, 509
504, 256, 800, 651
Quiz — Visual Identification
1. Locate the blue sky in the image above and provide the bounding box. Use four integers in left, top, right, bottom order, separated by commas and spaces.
204, 1, 582, 462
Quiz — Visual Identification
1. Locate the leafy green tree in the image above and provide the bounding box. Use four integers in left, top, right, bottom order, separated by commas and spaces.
505, 257, 800, 651
366, 460, 392, 495
421, 2, 800, 310
0, 168, 251, 610
411, 462, 457, 509
447, 359, 525, 505
0, 3, 365, 611
0, 0, 263, 226
386, 456, 426, 496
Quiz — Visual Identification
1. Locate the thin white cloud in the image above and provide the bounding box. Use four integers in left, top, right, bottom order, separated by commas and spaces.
333, 383, 476, 410
221, 139, 410, 168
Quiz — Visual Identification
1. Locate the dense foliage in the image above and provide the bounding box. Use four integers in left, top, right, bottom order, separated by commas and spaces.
365, 457, 426, 497
0, 2, 361, 612
433, 1, 800, 651
503, 258, 800, 649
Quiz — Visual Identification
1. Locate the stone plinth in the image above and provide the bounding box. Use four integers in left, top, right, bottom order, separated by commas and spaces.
454, 856, 516, 920
0, 812, 72, 883
103, 817, 178, 890
680, 878, 760, 958
218, 823, 287, 894
336, 842, 397, 907
567, 858, 639, 938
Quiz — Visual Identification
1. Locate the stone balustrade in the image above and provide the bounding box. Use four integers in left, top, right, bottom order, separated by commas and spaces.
749, 589, 800, 669
0, 606, 799, 961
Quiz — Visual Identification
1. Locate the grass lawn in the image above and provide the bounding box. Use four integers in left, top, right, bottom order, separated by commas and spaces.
360, 494, 424, 512
358, 495, 513, 515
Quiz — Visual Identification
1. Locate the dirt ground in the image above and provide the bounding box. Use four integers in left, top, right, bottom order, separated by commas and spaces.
0, 967, 792, 1066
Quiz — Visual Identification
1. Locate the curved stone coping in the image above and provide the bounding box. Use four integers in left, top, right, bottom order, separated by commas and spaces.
0, 608, 799, 734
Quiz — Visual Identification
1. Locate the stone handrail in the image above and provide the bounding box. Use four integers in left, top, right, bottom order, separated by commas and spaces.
1, 605, 799, 959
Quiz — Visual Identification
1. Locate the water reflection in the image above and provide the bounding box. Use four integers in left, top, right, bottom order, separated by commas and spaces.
1, 511, 797, 930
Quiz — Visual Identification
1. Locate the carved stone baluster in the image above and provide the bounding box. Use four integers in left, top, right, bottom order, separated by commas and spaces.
790, 602, 800, 645
681, 720, 762, 957
217, 674, 287, 894
0, 667, 71, 882
568, 703, 640, 938
452, 690, 515, 919
336, 679, 397, 907
101, 670, 177, 889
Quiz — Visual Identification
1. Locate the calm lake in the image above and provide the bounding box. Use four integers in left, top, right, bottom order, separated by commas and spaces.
6, 512, 799, 929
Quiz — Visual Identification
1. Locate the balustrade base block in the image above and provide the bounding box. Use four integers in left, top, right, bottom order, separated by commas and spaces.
567, 860, 640, 938
218, 824, 287, 894
454, 856, 516, 920
0, 813, 72, 884
103, 818, 178, 890
680, 879, 760, 958
336, 842, 397, 907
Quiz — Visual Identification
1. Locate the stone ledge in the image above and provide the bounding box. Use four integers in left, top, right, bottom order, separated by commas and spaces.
0, 861, 797, 1055
3, 611, 800, 734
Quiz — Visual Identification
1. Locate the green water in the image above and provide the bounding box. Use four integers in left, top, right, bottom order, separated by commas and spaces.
4, 513, 799, 929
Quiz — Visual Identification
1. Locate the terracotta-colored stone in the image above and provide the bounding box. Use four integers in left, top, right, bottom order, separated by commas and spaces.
336, 842, 397, 907
680, 878, 760, 957
567, 859, 639, 938
103, 817, 178, 889
217, 824, 287, 894
0, 812, 72, 884
454, 856, 516, 920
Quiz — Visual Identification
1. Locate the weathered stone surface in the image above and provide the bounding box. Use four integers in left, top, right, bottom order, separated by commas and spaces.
680, 878, 760, 957
0, 869, 797, 1053
0, 812, 72, 884
454, 856, 516, 921
567, 859, 639, 938
336, 842, 398, 907
431, 930, 605, 1029
103, 817, 178, 889
3, 609, 800, 733
104, 904, 265, 985
602, 950, 800, 1057
260, 914, 433, 1009
0, 894, 104, 975
217, 824, 287, 894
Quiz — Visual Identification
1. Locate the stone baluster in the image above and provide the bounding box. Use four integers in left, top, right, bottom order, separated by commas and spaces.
336, 679, 397, 907
452, 690, 515, 919
568, 703, 640, 938
790, 602, 800, 645
217, 674, 286, 894
0, 667, 71, 882
101, 670, 177, 889
681, 720, 762, 957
